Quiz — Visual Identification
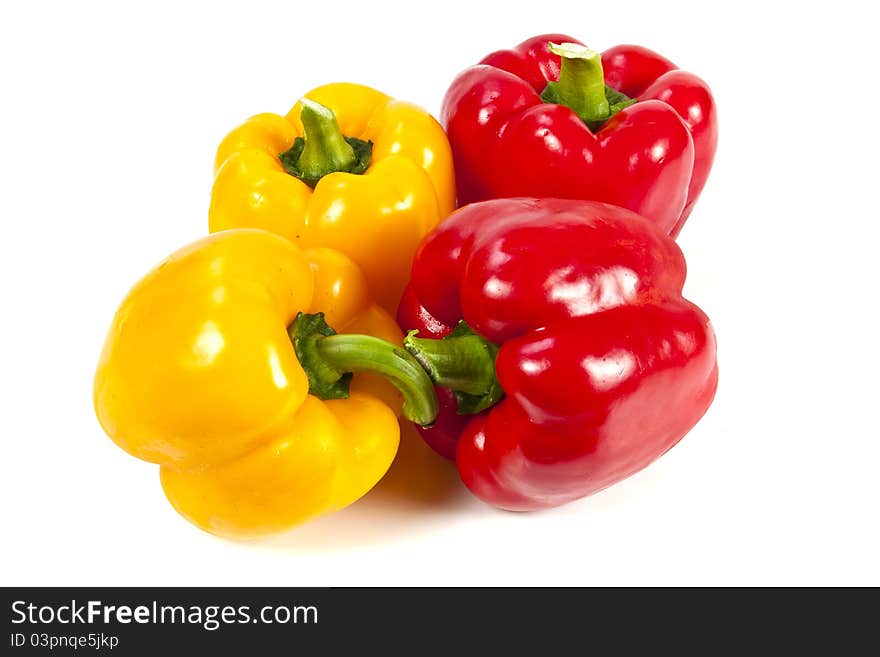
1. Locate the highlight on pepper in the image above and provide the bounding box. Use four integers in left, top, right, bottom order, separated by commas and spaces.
94, 229, 438, 539
209, 83, 456, 313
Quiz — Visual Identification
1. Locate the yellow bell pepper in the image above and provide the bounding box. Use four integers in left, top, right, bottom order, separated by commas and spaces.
94, 229, 437, 539
209, 83, 456, 313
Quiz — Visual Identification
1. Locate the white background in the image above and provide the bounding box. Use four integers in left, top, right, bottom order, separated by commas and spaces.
1, 0, 877, 586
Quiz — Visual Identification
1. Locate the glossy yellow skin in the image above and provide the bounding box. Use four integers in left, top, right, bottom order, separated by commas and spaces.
209, 83, 456, 313
94, 229, 403, 539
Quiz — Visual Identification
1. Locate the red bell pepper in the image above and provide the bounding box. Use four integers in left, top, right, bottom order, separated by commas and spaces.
441, 34, 718, 237
398, 198, 718, 510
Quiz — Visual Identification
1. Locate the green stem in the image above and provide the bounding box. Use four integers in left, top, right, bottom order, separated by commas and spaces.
540, 42, 637, 130
546, 42, 609, 123
278, 98, 372, 188
404, 322, 504, 415
289, 313, 438, 426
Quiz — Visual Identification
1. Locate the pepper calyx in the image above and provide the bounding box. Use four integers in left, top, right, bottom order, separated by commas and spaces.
404, 321, 504, 415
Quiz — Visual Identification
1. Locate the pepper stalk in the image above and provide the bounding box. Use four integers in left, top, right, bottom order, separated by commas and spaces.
404, 321, 504, 414
279, 98, 373, 188
290, 314, 505, 426
290, 313, 439, 427
541, 42, 637, 130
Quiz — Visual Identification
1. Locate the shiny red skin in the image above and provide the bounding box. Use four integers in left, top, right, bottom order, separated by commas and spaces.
441, 34, 718, 238
397, 198, 718, 511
